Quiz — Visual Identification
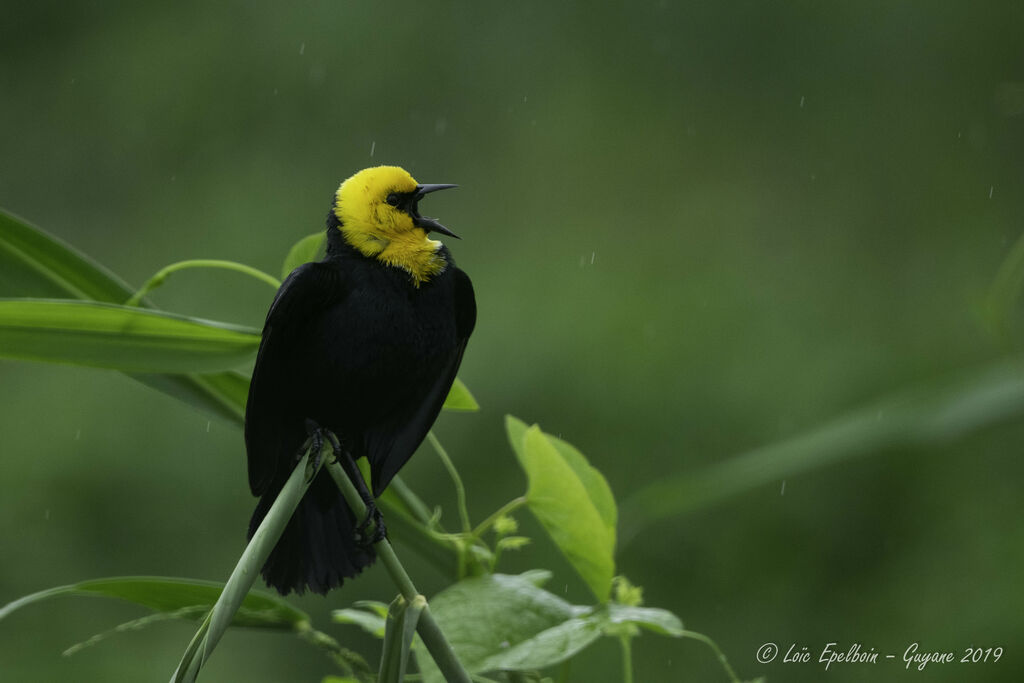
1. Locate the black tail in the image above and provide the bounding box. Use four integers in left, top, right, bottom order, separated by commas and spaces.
248, 469, 376, 595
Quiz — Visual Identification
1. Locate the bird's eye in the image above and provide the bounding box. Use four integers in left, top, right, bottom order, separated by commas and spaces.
385, 193, 400, 207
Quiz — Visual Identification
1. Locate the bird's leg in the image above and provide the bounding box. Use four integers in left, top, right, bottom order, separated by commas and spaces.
333, 445, 387, 547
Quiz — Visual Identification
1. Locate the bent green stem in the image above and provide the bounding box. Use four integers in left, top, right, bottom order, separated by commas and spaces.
427, 431, 471, 533
471, 496, 527, 539
680, 629, 741, 683
127, 259, 281, 307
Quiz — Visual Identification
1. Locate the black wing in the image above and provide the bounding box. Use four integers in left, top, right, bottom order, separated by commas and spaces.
245, 262, 346, 496
366, 267, 477, 495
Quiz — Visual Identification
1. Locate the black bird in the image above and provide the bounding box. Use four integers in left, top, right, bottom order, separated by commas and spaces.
244, 165, 476, 595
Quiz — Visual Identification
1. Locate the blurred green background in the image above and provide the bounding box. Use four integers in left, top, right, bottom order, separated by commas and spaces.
2, 2, 1023, 681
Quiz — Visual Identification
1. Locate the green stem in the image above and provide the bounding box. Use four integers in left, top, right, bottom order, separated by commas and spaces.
680, 629, 740, 683
325, 461, 472, 683
427, 431, 471, 533
472, 496, 527, 539
127, 259, 281, 306
619, 635, 634, 683
389, 474, 437, 527
171, 444, 319, 683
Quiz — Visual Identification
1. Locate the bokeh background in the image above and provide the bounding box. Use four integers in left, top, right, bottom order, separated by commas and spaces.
2, 2, 1023, 681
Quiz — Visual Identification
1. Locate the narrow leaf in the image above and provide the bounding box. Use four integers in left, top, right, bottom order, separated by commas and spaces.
132, 370, 249, 424
0, 577, 307, 630
0, 209, 136, 301
0, 208, 251, 424
619, 358, 1024, 541
0, 299, 259, 372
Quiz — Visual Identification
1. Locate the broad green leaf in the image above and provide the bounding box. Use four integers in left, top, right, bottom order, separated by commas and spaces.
478, 617, 603, 672
418, 573, 593, 683
547, 434, 616, 532
506, 416, 616, 602
0, 299, 259, 372
0, 208, 249, 424
0, 576, 307, 631
442, 376, 479, 412
282, 231, 326, 279
606, 604, 684, 637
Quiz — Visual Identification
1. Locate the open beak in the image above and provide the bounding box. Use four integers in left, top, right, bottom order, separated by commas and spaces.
412, 184, 460, 238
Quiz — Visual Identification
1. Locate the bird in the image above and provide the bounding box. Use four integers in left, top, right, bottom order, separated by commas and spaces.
244, 165, 476, 595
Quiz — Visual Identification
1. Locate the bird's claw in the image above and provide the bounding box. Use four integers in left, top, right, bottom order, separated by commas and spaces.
298, 419, 340, 472
354, 502, 387, 547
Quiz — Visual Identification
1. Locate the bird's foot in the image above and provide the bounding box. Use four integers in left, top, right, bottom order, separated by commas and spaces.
297, 419, 342, 472
354, 500, 387, 547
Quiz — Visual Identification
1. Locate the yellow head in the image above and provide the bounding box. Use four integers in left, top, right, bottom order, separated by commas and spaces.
333, 166, 458, 286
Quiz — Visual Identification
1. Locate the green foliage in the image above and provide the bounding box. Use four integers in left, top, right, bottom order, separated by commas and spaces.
0, 577, 307, 630
506, 416, 616, 602
0, 298, 259, 372
0, 208, 135, 301
282, 231, 327, 279
0, 210, 733, 682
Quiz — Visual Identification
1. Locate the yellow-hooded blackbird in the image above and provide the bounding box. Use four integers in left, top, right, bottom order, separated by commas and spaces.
244, 165, 475, 595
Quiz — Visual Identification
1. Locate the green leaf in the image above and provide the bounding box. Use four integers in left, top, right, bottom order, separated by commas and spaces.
547, 434, 616, 532
418, 573, 598, 683
0, 208, 250, 424
282, 231, 326, 279
606, 604, 684, 637
442, 376, 479, 412
332, 607, 388, 638
0, 576, 308, 631
506, 416, 617, 602
131, 370, 249, 424
619, 358, 1024, 541
479, 617, 603, 672
0, 299, 260, 372
0, 208, 136, 301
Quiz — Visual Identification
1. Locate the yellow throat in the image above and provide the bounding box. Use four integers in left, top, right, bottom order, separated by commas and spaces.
333, 166, 448, 286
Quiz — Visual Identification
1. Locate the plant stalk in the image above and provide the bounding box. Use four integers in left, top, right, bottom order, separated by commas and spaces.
325, 461, 471, 683
427, 430, 471, 533
171, 446, 318, 682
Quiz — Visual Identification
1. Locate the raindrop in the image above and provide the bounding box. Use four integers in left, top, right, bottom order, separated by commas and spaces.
780, 480, 786, 496
44, 509, 51, 520
799, 95, 805, 108
989, 186, 994, 199
74, 429, 81, 440
370, 141, 376, 157
299, 42, 305, 56
590, 252, 595, 264
206, 421, 212, 433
